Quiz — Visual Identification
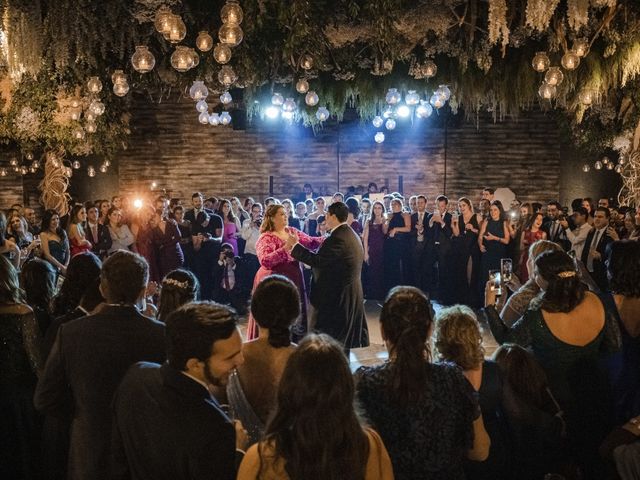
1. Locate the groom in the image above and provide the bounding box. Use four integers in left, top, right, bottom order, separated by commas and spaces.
286, 202, 369, 353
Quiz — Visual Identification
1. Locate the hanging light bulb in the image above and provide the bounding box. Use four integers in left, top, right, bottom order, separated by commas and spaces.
429, 93, 445, 109
189, 81, 209, 101
171, 46, 194, 72
561, 50, 580, 70
316, 107, 330, 122
113, 81, 129, 97
131, 46, 155, 73
86, 122, 97, 134
24, 152, 33, 161
606, 161, 614, 170
20, 166, 28, 175
300, 54, 314, 70
579, 89, 595, 106
405, 90, 420, 106
218, 65, 237, 86
531, 52, 550, 72
602, 156, 610, 164
372, 115, 383, 128
87, 166, 96, 177
196, 31, 214, 52
382, 106, 394, 118
85, 111, 96, 122
582, 164, 590, 172
28, 166, 36, 174
385, 118, 396, 130
213, 43, 232, 64
305, 91, 319, 106
220, 91, 232, 104
619, 156, 626, 165
87, 76, 102, 94
111, 70, 126, 85
573, 38, 589, 57
72, 160, 81, 169
282, 98, 297, 113
416, 100, 433, 118
72, 126, 85, 140
374, 132, 385, 143
437, 85, 451, 101
166, 15, 187, 44
265, 106, 280, 119
614, 164, 623, 173
296, 78, 309, 94
154, 5, 173, 34
220, 111, 232, 125
99, 164, 108, 173
9, 158, 18, 167
69, 109, 81, 121
208, 113, 220, 126
198, 112, 210, 124
385, 88, 401, 105
423, 60, 437, 78
218, 23, 243, 47
196, 100, 208, 113
271, 93, 284, 106
0, 168, 7, 177
397, 105, 411, 118
538, 82, 556, 100
594, 160, 603, 170
221, 0, 244, 24
89, 100, 105, 116
70, 97, 81, 109
104, 159, 111, 167
544, 67, 564, 86
31, 159, 40, 169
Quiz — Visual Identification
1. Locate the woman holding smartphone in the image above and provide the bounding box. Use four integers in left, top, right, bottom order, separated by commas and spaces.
478, 200, 510, 295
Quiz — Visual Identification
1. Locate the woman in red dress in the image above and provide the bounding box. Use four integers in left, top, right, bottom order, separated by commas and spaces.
246, 204, 324, 340
518, 212, 547, 283
67, 204, 93, 258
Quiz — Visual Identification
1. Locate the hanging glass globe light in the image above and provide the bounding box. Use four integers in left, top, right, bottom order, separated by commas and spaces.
87, 76, 102, 94
213, 43, 232, 64
429, 93, 445, 109
220, 111, 232, 125
198, 112, 210, 124
113, 81, 130, 97
374, 132, 385, 143
561, 50, 580, 70
189, 81, 209, 101
423, 60, 437, 78
582, 164, 590, 172
619, 156, 626, 165
382, 106, 394, 118
100, 164, 108, 173
296, 78, 309, 94
69, 109, 81, 121
316, 107, 330, 122
305, 91, 319, 106
614, 164, 623, 173
86, 122, 97, 134
221, 0, 244, 24
405, 90, 420, 106
31, 159, 40, 169
70, 97, 81, 109
104, 159, 111, 167
416, 100, 433, 118
196, 100, 208, 113
208, 113, 220, 126
112, 70, 126, 85
171, 46, 194, 72
594, 160, 603, 170
72, 126, 85, 140
579, 89, 594, 106
544, 67, 564, 86
573, 38, 589, 57
131, 46, 155, 73
300, 54, 314, 70
28, 166, 36, 174
271, 93, 284, 106
385, 118, 396, 130
220, 91, 232, 104
196, 31, 214, 52
606, 161, 614, 170
372, 115, 383, 128
602, 156, 610, 164
538, 82, 556, 100
0, 168, 7, 177
531, 52, 550, 72
282, 97, 297, 113
20, 165, 28, 175
154, 5, 173, 34
87, 166, 96, 177
437, 85, 451, 101
166, 15, 187, 44
219, 23, 243, 47
72, 160, 81, 169
89, 100, 105, 116
85, 111, 96, 122
9, 158, 18, 167
385, 88, 401, 105
397, 105, 411, 118
218, 65, 237, 86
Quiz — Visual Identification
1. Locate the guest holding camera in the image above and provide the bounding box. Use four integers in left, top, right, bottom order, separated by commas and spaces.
213, 243, 249, 315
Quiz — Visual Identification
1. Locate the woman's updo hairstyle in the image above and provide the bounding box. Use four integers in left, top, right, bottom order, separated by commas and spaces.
157, 269, 199, 322
250, 274, 300, 348
534, 250, 585, 313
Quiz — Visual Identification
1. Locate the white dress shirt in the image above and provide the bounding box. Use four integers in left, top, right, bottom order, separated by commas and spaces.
240, 218, 260, 256
565, 222, 592, 259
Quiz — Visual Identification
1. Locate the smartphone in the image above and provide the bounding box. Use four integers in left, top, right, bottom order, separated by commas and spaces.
488, 270, 502, 297
500, 258, 513, 283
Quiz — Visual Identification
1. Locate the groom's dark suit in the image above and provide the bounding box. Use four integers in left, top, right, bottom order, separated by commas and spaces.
291, 223, 369, 348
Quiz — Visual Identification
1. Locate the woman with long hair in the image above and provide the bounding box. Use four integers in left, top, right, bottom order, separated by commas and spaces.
518, 212, 547, 283
356, 287, 490, 479
51, 251, 102, 318
20, 258, 57, 335
583, 197, 596, 226
151, 208, 184, 280
131, 205, 159, 283
478, 200, 510, 291
39, 209, 70, 276
237, 334, 394, 480
246, 204, 323, 340
346, 197, 363, 235
227, 275, 299, 445
450, 197, 481, 305
106, 207, 135, 254
363, 201, 387, 300
231, 196, 249, 255
6, 214, 39, 266
218, 199, 241, 256
383, 198, 411, 292
97, 199, 111, 225
156, 269, 199, 323
67, 204, 93, 258
306, 197, 326, 236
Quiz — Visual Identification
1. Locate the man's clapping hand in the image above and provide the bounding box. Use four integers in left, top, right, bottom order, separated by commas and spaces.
285, 230, 298, 251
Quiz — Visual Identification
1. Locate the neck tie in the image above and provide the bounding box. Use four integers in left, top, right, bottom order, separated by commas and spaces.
92, 224, 98, 242
223, 264, 231, 291
587, 230, 601, 272
551, 222, 557, 240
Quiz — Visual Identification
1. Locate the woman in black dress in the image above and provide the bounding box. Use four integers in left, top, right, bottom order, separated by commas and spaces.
191, 210, 223, 300
383, 198, 411, 293
478, 200, 510, 292
450, 197, 481, 306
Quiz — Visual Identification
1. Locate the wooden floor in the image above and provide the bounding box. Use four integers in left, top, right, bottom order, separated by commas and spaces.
240, 299, 500, 372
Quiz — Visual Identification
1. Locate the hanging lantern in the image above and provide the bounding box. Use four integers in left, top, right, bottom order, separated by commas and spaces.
573, 38, 589, 57
70, 97, 81, 109
271, 93, 284, 106
208, 113, 220, 126
416, 100, 433, 118
213, 43, 232, 64
531, 52, 550, 72
282, 98, 297, 113
89, 100, 105, 116
220, 111, 232, 125
561, 50, 580, 70
111, 70, 126, 85
544, 67, 564, 86
100, 164, 108, 173
0, 168, 7, 176
189, 81, 209, 101
113, 81, 129, 97
20, 166, 28, 175
385, 118, 396, 130
619, 156, 626, 165
31, 159, 40, 169
429, 93, 445, 109
154, 6, 173, 34
166, 15, 187, 44
131, 46, 155, 73
86, 122, 97, 134
436, 85, 451, 101
296, 78, 309, 94
385, 88, 401, 105
87, 166, 96, 177
579, 89, 595, 106
72, 160, 81, 169
594, 160, 603, 170
85, 111, 96, 122
221, 0, 244, 24
196, 31, 214, 52
104, 160, 111, 167
374, 132, 385, 143
305, 91, 319, 106
606, 162, 614, 170
28, 166, 36, 174
218, 65, 237, 86
87, 76, 102, 94
538, 82, 556, 99
69, 109, 81, 121
220, 91, 232, 104
300, 54, 314, 70
372, 115, 383, 128
316, 107, 330, 122
198, 112, 210, 124
405, 90, 420, 106
423, 60, 437, 78
382, 106, 394, 118
218, 23, 243, 47
602, 156, 610, 164
9, 158, 18, 166
582, 164, 590, 172
171, 46, 194, 72
196, 100, 208, 113
72, 126, 85, 140
614, 164, 623, 173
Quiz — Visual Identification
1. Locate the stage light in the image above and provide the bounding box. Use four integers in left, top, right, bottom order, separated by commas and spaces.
151, 181, 157, 188
133, 199, 143, 209
397, 105, 410, 118
266, 106, 280, 119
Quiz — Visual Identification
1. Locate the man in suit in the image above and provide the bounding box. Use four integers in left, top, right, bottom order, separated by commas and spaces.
111, 302, 247, 480
581, 207, 615, 291
410, 195, 430, 291
184, 192, 215, 224
84, 204, 112, 259
543, 201, 571, 251
287, 202, 369, 354
293, 182, 315, 204
35, 251, 166, 480
212, 243, 249, 314
425, 195, 453, 301
288, 202, 307, 231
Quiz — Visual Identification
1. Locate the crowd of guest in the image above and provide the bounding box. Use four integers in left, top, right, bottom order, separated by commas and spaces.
1, 183, 640, 480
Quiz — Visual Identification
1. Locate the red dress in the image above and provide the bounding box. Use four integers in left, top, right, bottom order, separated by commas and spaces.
246, 228, 324, 340
519, 229, 545, 282
70, 237, 92, 258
